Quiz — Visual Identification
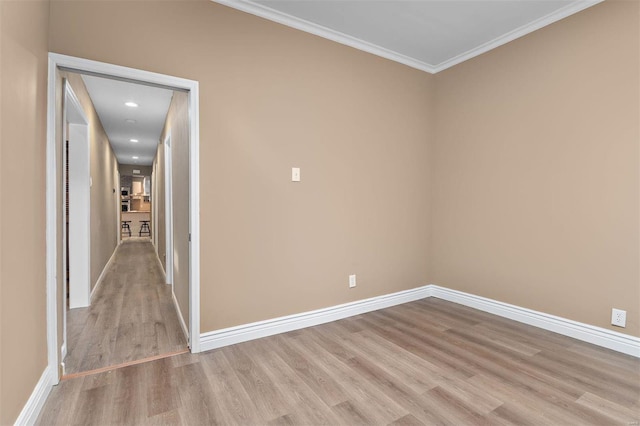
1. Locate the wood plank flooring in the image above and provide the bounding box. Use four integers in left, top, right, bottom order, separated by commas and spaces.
41, 298, 640, 425
64, 238, 187, 374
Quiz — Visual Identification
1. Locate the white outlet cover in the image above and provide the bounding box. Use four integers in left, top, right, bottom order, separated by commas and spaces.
611, 308, 627, 327
349, 274, 356, 288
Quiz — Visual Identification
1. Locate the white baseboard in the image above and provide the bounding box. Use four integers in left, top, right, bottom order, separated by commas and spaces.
154, 250, 166, 278
90, 245, 119, 301
172, 290, 189, 344
200, 284, 639, 358
200, 285, 432, 352
14, 366, 55, 426
22, 283, 640, 425
430, 285, 640, 358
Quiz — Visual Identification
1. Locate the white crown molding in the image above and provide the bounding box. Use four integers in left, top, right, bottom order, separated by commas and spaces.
200, 285, 433, 351
432, 0, 605, 72
211, 0, 603, 74
14, 367, 55, 425
430, 285, 640, 358
210, 0, 437, 74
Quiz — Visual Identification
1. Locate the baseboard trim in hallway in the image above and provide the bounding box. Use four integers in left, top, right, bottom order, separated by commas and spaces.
61, 348, 190, 381
154, 247, 166, 277
90, 243, 119, 302
172, 290, 190, 342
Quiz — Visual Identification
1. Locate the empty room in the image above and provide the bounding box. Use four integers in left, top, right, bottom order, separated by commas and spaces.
0, 0, 638, 424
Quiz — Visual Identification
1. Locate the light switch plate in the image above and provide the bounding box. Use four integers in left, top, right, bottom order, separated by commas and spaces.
292, 167, 301, 182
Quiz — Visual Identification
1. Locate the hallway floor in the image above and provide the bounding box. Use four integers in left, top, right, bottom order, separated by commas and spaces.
64, 238, 187, 375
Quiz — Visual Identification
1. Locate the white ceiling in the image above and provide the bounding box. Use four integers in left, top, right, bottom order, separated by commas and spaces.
81, 74, 174, 166
213, 0, 602, 73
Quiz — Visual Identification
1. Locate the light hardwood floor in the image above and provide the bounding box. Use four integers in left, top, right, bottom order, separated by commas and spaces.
41, 298, 639, 425
64, 238, 187, 375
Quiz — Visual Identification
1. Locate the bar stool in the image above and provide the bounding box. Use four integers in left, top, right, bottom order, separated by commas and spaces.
139, 220, 151, 237
121, 220, 132, 237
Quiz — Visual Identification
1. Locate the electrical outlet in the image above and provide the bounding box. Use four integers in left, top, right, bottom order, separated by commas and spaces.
611, 308, 626, 327
349, 274, 356, 288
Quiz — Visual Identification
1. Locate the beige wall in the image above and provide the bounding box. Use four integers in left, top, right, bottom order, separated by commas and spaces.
1, 0, 638, 421
49, 0, 435, 332
153, 142, 167, 272
432, 0, 639, 336
63, 72, 120, 292
0, 1, 50, 424
119, 163, 152, 177
160, 92, 190, 329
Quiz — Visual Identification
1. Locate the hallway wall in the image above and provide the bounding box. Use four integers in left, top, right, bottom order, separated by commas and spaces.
0, 1, 50, 423
153, 141, 167, 272
160, 92, 190, 331
119, 164, 152, 177
49, 0, 435, 333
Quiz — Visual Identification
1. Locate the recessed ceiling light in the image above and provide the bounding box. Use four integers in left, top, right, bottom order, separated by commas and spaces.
125, 101, 138, 108
125, 119, 136, 124
130, 139, 139, 143
132, 156, 139, 159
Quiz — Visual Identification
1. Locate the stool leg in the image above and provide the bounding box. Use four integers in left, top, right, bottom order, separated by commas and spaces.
122, 223, 131, 237
139, 223, 150, 237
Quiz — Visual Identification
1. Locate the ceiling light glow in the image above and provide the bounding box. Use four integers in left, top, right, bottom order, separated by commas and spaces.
132, 156, 139, 159
130, 139, 139, 143
125, 119, 136, 124
125, 101, 138, 108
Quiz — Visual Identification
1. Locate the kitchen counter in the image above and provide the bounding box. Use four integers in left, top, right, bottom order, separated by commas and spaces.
130, 194, 150, 212
121, 211, 150, 219
121, 211, 151, 237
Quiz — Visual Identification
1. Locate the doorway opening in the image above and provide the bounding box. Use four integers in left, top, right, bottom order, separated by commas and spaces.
120, 174, 153, 240
47, 53, 201, 383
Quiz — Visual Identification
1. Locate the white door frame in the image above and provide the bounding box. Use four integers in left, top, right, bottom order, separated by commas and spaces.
164, 134, 174, 287
61, 81, 91, 365
47, 53, 201, 383
152, 169, 158, 251
65, 86, 92, 310
116, 171, 122, 245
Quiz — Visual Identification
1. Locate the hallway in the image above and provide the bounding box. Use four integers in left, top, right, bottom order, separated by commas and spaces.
64, 238, 187, 375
